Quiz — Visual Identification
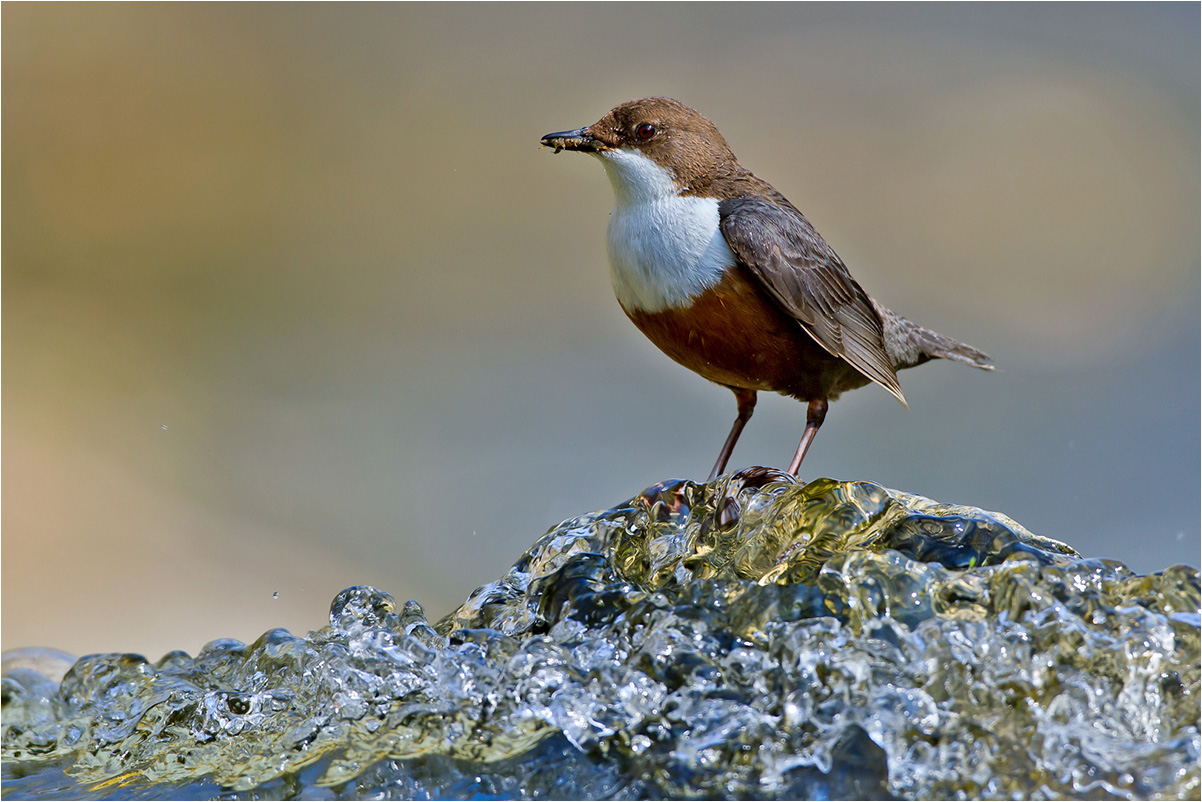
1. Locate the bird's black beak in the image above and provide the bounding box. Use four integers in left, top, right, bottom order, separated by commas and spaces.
540, 127, 604, 154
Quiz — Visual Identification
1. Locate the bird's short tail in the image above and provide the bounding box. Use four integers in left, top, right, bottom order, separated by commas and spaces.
873, 302, 995, 373
915, 326, 994, 370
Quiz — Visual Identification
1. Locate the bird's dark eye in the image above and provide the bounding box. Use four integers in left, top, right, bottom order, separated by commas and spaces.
635, 123, 657, 141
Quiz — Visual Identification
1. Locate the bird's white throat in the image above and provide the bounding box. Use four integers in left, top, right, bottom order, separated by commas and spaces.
595, 149, 734, 313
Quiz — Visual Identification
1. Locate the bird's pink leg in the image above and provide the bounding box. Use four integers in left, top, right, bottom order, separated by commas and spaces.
709, 388, 757, 481
787, 399, 829, 475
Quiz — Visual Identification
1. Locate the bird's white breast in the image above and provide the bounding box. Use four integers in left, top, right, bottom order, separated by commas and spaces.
596, 149, 735, 313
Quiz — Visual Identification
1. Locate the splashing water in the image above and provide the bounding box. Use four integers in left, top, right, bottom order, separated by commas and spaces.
3, 470, 1198, 799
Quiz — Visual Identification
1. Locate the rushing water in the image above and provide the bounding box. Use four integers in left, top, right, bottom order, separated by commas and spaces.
3, 470, 1199, 799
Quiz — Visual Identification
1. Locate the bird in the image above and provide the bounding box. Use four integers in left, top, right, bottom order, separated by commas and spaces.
541, 97, 993, 481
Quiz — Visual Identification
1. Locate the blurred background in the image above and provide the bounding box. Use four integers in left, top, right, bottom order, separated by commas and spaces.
4, 4, 1198, 661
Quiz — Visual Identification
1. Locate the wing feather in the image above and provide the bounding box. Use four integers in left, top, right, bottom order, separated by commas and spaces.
719, 197, 906, 405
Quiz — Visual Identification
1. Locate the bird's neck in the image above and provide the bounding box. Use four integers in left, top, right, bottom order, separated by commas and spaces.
595, 149, 680, 205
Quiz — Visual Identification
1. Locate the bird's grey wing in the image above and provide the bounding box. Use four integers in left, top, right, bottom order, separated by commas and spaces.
719, 197, 906, 405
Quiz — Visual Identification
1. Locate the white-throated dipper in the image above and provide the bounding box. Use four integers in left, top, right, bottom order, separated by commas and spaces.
541, 97, 993, 480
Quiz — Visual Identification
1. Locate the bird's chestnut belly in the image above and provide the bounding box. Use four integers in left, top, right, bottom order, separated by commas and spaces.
621, 267, 868, 401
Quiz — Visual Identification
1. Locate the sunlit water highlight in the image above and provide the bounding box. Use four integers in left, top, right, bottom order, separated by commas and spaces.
3, 470, 1198, 799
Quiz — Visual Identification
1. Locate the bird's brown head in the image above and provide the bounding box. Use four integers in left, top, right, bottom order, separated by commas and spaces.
541, 97, 742, 194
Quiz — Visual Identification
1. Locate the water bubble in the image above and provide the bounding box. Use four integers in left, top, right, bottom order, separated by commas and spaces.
329, 585, 398, 634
